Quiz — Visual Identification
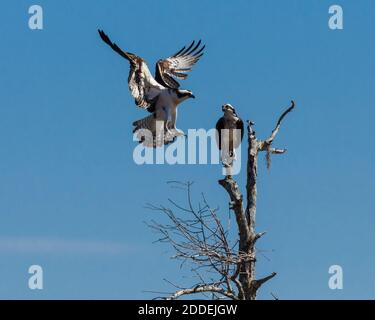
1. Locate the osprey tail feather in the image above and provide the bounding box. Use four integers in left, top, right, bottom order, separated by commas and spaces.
133, 115, 177, 148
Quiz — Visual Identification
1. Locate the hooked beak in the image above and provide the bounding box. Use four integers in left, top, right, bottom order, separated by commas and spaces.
190, 94, 195, 99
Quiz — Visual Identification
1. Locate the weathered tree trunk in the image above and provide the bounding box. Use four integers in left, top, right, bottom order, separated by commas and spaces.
151, 101, 295, 300
219, 101, 295, 300
219, 123, 264, 300
244, 122, 258, 300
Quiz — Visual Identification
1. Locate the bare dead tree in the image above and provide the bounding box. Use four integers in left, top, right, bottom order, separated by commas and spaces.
148, 101, 295, 300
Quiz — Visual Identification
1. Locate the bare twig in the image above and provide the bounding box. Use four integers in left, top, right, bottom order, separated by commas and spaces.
261, 100, 295, 149
253, 272, 277, 291
166, 283, 238, 300
147, 100, 295, 300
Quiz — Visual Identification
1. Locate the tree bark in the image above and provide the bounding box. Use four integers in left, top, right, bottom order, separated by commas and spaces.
152, 101, 295, 300
219, 101, 295, 300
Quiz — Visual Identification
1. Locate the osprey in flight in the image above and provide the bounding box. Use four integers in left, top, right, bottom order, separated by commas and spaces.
215, 104, 244, 167
98, 30, 205, 147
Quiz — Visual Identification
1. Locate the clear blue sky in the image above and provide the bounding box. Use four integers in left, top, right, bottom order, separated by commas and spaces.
0, 0, 374, 299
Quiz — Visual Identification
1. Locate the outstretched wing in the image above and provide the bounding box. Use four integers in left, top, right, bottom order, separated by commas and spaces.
98, 29, 164, 110
155, 40, 205, 89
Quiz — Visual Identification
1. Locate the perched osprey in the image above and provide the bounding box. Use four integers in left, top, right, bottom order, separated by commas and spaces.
215, 104, 244, 167
98, 30, 205, 147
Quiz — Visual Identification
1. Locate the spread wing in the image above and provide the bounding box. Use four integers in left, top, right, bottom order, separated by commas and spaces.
98, 29, 164, 110
155, 40, 205, 89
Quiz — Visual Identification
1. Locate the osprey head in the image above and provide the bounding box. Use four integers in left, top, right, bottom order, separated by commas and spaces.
222, 104, 236, 115
175, 89, 195, 102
